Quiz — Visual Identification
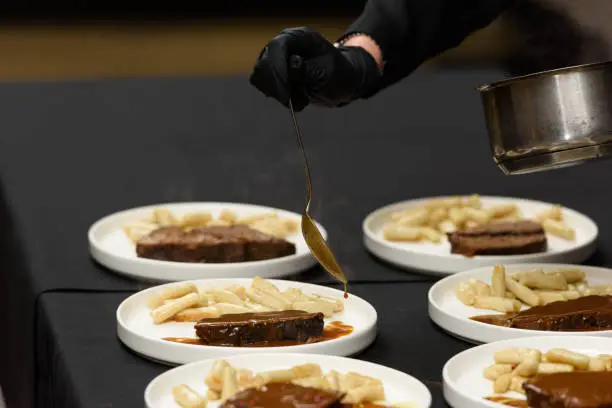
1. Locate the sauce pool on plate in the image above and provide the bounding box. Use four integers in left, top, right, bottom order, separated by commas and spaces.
163, 321, 353, 347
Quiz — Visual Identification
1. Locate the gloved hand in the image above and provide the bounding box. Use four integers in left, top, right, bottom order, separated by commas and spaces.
250, 27, 381, 112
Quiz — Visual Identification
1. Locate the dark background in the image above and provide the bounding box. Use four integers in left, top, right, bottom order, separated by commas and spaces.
0, 1, 368, 17
0, 1, 609, 81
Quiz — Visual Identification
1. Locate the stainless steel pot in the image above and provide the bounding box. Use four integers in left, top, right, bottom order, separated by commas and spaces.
478, 61, 612, 175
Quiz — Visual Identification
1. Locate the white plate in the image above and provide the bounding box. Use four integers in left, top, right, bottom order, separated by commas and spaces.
429, 264, 612, 344
443, 335, 612, 408
118, 278, 377, 365
363, 196, 598, 276
89, 202, 326, 282
145, 353, 432, 408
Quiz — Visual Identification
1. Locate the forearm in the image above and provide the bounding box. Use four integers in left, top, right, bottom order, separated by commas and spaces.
340, 0, 516, 95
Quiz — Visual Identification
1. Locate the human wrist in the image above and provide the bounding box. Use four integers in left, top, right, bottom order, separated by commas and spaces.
335, 44, 382, 102
342, 34, 384, 73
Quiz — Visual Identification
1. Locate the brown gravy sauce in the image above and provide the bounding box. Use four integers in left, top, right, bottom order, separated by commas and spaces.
524, 371, 612, 407
471, 295, 612, 331
471, 313, 610, 331
485, 396, 527, 407
163, 321, 353, 347
221, 382, 390, 408
470, 314, 511, 326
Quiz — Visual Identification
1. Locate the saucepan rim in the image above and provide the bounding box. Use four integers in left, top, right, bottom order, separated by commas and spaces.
476, 60, 612, 92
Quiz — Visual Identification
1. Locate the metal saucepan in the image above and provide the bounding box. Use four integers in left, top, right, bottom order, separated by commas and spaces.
478, 61, 612, 175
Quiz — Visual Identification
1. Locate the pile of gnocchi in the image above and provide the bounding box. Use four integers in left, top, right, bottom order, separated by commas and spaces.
456, 265, 611, 313
148, 276, 344, 325
171, 359, 414, 408
124, 207, 299, 243
484, 347, 612, 396
382, 195, 575, 244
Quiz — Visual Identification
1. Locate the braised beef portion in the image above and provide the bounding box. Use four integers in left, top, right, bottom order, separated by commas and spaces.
221, 382, 344, 408
472, 295, 612, 332
136, 225, 295, 263
524, 371, 612, 408
195, 310, 324, 347
448, 220, 547, 257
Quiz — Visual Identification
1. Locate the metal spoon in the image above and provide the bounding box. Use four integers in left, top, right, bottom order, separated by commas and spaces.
289, 99, 348, 297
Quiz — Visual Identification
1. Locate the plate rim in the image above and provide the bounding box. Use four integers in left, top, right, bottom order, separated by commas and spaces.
428, 263, 612, 342
144, 352, 433, 408
363, 195, 598, 261
117, 278, 378, 361
88, 201, 327, 270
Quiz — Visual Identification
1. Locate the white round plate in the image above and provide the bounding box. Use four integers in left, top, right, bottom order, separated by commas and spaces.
145, 353, 432, 408
363, 196, 598, 276
429, 263, 612, 344
118, 278, 377, 365
443, 335, 612, 408
89, 202, 326, 282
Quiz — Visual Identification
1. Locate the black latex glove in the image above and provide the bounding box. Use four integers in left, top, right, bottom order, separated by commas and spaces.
250, 27, 381, 112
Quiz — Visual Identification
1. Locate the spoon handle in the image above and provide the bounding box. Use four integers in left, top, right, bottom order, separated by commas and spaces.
289, 99, 313, 213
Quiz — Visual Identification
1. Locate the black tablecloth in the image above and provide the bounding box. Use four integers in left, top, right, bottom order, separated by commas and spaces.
2, 70, 612, 407
36, 282, 467, 408
2, 70, 612, 294
0, 72, 499, 294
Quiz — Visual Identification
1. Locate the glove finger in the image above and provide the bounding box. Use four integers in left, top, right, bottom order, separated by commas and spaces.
301, 55, 334, 87
250, 28, 329, 110
294, 55, 338, 107
249, 41, 292, 106
287, 55, 310, 111
280, 27, 335, 58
